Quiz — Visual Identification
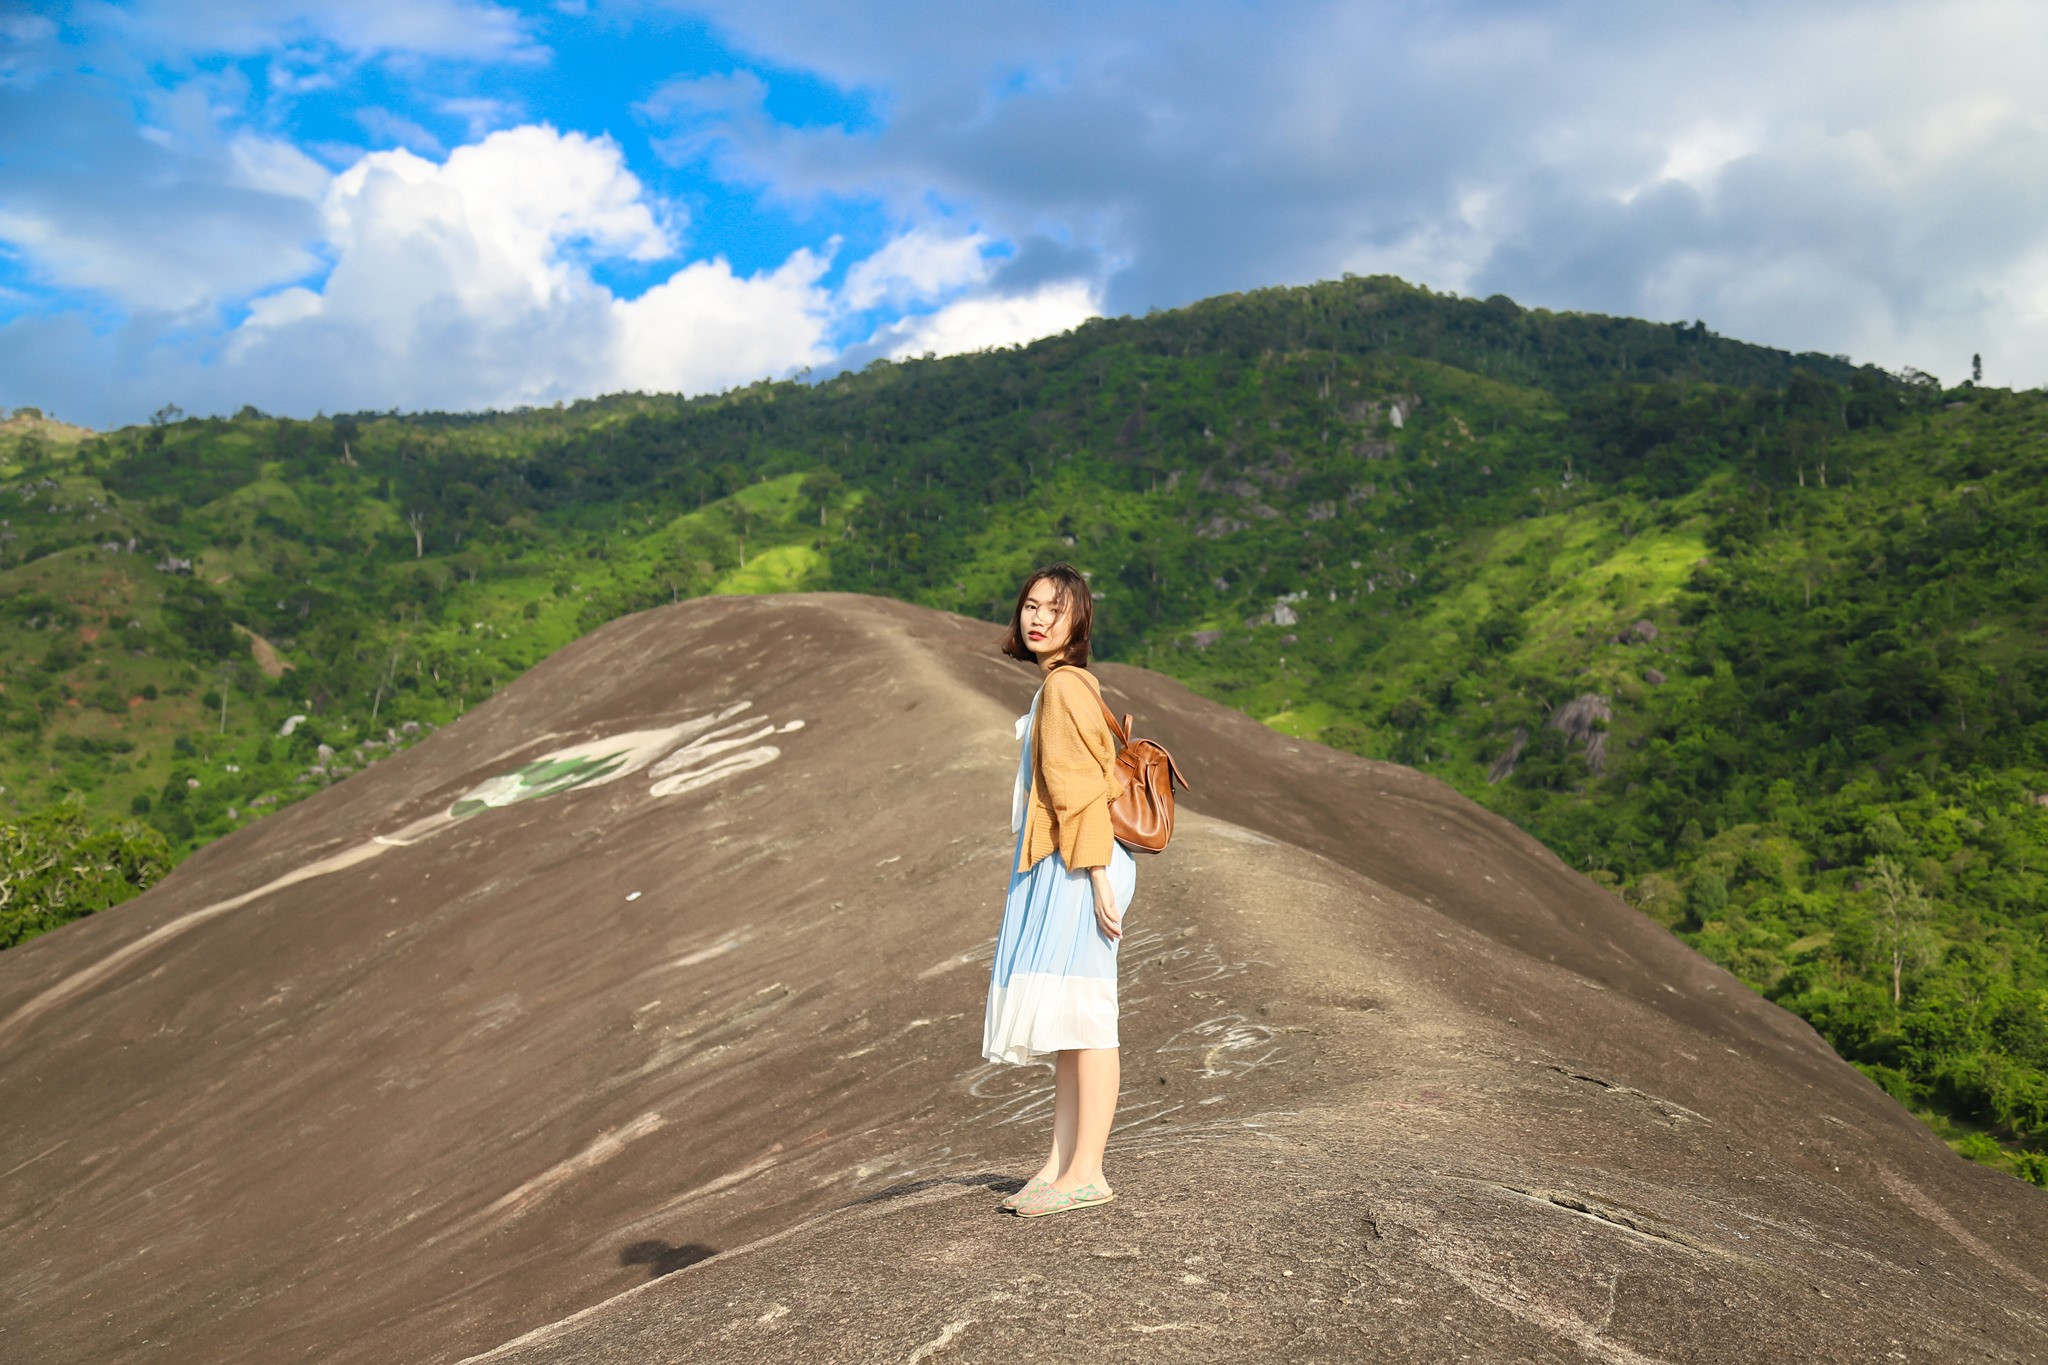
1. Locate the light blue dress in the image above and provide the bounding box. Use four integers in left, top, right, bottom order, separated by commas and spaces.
982, 684, 1138, 1065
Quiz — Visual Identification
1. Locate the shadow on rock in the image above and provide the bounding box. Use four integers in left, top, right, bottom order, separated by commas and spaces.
618, 1241, 718, 1280
846, 1173, 1020, 1207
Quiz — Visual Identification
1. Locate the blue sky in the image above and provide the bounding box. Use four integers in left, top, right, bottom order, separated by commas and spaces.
4, 0, 2047, 427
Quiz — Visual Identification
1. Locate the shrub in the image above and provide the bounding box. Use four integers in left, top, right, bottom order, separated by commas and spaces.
1955, 1132, 2003, 1164
1318, 721, 1374, 754
149, 803, 194, 844
1686, 873, 1730, 925
0, 800, 173, 947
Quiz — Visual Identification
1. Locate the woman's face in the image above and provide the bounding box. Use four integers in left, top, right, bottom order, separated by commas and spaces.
1019, 578, 1073, 662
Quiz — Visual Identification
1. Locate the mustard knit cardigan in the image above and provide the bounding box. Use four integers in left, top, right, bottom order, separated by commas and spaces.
1019, 665, 1125, 873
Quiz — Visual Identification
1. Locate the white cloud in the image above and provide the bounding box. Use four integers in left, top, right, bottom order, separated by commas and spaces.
439, 95, 521, 140
209, 126, 1087, 408
221, 125, 681, 409
1638, 123, 1760, 204
659, 0, 2048, 386
319, 125, 671, 297
0, 76, 330, 314
0, 121, 1073, 421
22, 0, 2048, 424
614, 249, 834, 393
225, 131, 332, 201
101, 0, 537, 62
1, 82, 1104, 423
355, 106, 447, 156
874, 278, 1099, 360
841, 227, 991, 311
241, 284, 323, 331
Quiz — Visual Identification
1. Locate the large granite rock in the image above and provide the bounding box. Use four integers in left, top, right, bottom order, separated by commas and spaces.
1, 595, 2040, 1364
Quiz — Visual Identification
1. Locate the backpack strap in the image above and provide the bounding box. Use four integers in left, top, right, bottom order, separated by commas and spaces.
1095, 695, 1192, 791
1095, 694, 1130, 746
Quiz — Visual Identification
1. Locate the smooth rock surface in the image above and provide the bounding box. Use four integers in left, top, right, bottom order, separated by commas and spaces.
1, 594, 2041, 1364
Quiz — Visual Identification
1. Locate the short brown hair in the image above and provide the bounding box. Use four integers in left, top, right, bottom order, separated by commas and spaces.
1000, 562, 1094, 668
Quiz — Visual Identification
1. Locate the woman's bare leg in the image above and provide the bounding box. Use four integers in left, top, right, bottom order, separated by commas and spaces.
1054, 1046, 1119, 1191
1031, 1051, 1079, 1186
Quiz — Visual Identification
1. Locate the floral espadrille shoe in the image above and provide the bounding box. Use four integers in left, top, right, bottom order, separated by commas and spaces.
1013, 1182, 1116, 1218
1002, 1177, 1055, 1211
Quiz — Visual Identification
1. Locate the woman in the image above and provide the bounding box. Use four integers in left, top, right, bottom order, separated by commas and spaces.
984, 562, 1136, 1219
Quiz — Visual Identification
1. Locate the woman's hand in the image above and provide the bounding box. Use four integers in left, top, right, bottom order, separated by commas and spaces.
1089, 867, 1122, 943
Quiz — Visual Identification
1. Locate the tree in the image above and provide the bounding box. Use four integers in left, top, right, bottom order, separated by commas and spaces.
214, 661, 236, 734
1869, 855, 1936, 1007
1684, 872, 1729, 928
800, 469, 847, 527
1476, 608, 1521, 653
1972, 353, 1983, 384
406, 508, 428, 559
370, 644, 404, 724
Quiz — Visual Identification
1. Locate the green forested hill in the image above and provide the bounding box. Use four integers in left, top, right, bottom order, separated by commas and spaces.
2, 275, 2042, 1183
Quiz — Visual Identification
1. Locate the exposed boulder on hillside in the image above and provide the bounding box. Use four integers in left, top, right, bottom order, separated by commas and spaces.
1548, 692, 1614, 774
1617, 618, 1660, 644
0, 595, 2041, 1365
1487, 726, 1530, 784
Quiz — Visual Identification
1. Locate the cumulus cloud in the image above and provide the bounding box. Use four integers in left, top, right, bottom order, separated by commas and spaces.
0, 120, 1061, 423
0, 0, 543, 324
831, 226, 1102, 361
12, 0, 2048, 426
219, 125, 686, 411
840, 227, 992, 311
613, 249, 835, 393
869, 278, 1100, 360
213, 127, 1080, 408
664, 0, 2048, 385
0, 73, 330, 313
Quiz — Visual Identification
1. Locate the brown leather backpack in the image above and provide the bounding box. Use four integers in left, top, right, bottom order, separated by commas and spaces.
1096, 696, 1191, 853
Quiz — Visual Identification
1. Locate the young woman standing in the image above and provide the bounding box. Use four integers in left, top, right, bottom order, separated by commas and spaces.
984, 563, 1135, 1218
